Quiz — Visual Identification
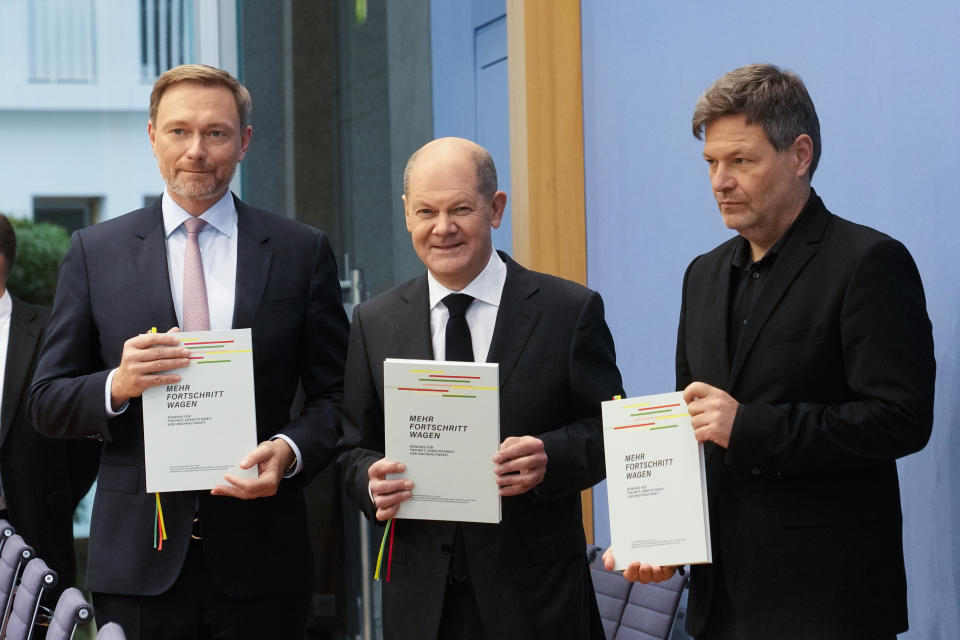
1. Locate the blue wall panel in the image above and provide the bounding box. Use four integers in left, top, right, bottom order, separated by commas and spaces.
581, 2, 960, 636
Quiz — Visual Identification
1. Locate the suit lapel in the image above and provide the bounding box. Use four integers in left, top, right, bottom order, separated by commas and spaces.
393, 277, 434, 359
0, 299, 42, 446
133, 203, 178, 329
487, 255, 541, 389
728, 198, 828, 388
232, 199, 272, 330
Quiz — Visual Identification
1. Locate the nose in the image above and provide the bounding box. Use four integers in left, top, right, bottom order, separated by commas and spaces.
432, 211, 458, 235
184, 133, 206, 161
711, 163, 735, 193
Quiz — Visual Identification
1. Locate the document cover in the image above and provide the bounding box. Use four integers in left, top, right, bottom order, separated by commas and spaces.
602, 391, 711, 568
142, 329, 259, 492
384, 358, 501, 523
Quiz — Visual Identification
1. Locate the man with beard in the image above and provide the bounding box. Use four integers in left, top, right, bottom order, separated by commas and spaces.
28, 65, 349, 639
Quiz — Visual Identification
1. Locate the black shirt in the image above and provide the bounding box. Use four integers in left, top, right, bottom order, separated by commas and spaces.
726, 190, 816, 362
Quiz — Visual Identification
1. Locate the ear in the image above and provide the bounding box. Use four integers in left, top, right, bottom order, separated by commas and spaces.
791, 134, 813, 178
237, 125, 253, 161
147, 120, 157, 156
402, 194, 414, 232
489, 191, 507, 229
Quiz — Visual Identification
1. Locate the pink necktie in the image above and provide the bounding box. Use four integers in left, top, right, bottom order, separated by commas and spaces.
182, 217, 210, 331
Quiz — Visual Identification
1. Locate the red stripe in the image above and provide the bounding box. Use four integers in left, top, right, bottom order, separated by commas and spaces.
635, 403, 681, 412
614, 422, 655, 430
386, 520, 396, 583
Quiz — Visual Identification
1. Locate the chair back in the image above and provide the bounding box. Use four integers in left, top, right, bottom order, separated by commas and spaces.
0, 534, 34, 632
95, 622, 127, 640
3, 557, 58, 640
587, 544, 688, 640
45, 588, 93, 640
0, 520, 14, 556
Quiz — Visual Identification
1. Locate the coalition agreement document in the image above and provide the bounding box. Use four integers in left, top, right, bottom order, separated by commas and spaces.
142, 329, 259, 493
602, 391, 711, 568
384, 358, 501, 523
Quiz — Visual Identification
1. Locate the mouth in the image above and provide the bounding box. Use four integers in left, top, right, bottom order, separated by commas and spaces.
432, 242, 464, 252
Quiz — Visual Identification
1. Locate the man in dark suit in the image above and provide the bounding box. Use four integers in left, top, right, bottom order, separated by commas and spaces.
27, 65, 349, 639
338, 137, 623, 639
0, 214, 99, 597
607, 64, 935, 639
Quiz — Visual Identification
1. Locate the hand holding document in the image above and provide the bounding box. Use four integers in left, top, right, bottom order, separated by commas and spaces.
142, 329, 259, 493
602, 391, 711, 569
383, 358, 501, 523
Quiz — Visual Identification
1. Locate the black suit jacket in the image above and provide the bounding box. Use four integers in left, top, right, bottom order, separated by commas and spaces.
676, 193, 935, 638
27, 197, 349, 597
338, 253, 623, 640
2, 297, 100, 596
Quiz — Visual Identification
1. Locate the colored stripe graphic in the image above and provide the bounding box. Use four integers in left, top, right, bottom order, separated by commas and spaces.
631, 409, 672, 416
627, 403, 681, 411
398, 387, 449, 392
442, 394, 476, 398
198, 360, 231, 364
651, 424, 679, 430
428, 374, 481, 379
182, 340, 235, 345
187, 345, 223, 349
614, 422, 655, 430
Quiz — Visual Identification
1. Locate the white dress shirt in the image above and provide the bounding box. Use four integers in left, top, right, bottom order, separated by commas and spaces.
104, 190, 302, 474
0, 289, 10, 505
427, 249, 507, 363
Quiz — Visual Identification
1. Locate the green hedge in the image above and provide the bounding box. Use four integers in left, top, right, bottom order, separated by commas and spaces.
7, 218, 71, 306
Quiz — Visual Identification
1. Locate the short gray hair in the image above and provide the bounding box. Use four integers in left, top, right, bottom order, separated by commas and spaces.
692, 63, 821, 178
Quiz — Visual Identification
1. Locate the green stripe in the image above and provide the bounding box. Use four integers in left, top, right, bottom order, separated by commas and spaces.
197, 360, 231, 364
650, 424, 678, 430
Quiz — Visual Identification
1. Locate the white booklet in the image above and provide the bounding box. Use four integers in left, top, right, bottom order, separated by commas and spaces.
384, 358, 501, 523
142, 329, 259, 493
602, 391, 711, 568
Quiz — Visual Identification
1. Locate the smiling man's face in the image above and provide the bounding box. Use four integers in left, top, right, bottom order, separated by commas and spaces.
403, 138, 505, 291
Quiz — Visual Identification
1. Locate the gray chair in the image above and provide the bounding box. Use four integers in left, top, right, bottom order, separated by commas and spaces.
95, 622, 127, 640
587, 545, 689, 640
0, 534, 34, 633
45, 588, 93, 640
3, 557, 58, 640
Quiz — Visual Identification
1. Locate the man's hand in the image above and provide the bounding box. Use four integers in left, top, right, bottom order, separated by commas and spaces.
211, 439, 294, 500
368, 459, 414, 521
602, 547, 679, 583
684, 381, 739, 449
493, 436, 547, 497
110, 328, 188, 410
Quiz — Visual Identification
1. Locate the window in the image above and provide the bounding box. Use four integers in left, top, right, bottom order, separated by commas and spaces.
140, 0, 196, 80
33, 197, 102, 235
28, 0, 97, 84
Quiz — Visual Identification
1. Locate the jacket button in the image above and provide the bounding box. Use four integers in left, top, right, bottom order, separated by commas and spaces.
440, 544, 452, 554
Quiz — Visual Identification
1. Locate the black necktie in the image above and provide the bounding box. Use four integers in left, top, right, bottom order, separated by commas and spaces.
440, 293, 474, 584
442, 293, 474, 362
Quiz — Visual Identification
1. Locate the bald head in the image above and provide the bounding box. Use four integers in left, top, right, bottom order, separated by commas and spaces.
403, 137, 498, 200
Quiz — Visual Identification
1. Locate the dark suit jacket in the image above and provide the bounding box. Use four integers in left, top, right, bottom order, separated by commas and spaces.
338, 253, 623, 640
676, 192, 935, 639
27, 197, 349, 597
2, 297, 100, 597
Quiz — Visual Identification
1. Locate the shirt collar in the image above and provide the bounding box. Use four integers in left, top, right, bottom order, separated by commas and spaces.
427, 250, 507, 310
0, 289, 10, 321
162, 189, 237, 239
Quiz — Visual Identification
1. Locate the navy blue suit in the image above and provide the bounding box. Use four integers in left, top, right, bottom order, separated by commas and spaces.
28, 197, 349, 598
